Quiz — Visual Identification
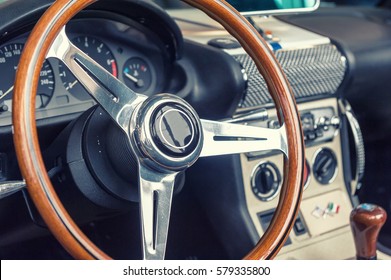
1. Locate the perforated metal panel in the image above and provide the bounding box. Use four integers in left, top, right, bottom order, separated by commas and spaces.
234, 44, 347, 109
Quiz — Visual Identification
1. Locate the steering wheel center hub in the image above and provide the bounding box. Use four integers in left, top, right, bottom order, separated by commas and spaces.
132, 94, 203, 171
152, 104, 198, 157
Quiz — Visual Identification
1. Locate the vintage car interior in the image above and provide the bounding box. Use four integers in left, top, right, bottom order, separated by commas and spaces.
1, 0, 391, 260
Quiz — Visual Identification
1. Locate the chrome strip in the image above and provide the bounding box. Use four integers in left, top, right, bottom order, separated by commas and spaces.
339, 99, 365, 195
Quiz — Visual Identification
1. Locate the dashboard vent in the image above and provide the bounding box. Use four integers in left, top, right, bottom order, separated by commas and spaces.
234, 44, 347, 109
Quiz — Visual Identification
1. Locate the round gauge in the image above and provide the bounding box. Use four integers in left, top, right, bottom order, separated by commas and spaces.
122, 57, 152, 93
58, 36, 118, 101
0, 43, 55, 110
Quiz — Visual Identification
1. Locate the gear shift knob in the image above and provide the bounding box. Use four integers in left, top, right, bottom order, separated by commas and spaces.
350, 204, 387, 260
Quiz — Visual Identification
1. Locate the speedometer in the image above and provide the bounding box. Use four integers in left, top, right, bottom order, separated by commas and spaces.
0, 43, 55, 110
58, 36, 118, 101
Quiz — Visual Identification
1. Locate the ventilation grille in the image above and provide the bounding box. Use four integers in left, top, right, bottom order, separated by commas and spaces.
234, 44, 347, 109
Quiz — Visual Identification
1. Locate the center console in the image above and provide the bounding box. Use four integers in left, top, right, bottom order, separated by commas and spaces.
241, 98, 355, 259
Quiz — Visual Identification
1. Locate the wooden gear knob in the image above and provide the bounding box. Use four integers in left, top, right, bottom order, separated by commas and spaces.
350, 204, 387, 260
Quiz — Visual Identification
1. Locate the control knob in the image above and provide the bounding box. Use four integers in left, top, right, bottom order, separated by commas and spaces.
251, 162, 281, 201
313, 148, 338, 185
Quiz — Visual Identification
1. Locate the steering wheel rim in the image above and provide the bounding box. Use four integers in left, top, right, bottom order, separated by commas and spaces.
13, 0, 304, 260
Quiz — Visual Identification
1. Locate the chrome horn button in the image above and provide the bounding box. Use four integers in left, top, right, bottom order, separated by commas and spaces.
151, 104, 198, 157
131, 94, 203, 172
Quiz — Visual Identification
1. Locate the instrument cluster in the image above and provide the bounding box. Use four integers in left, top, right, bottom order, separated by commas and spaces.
0, 18, 165, 127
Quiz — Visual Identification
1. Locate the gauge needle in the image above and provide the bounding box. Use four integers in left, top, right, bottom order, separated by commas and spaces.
66, 80, 78, 91
0, 85, 14, 100
124, 72, 139, 83
124, 72, 145, 88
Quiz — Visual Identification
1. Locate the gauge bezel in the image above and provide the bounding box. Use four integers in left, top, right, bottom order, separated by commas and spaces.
122, 57, 153, 93
0, 43, 55, 109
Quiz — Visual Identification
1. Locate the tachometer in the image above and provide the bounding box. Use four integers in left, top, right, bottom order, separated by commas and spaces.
58, 36, 118, 100
0, 43, 55, 110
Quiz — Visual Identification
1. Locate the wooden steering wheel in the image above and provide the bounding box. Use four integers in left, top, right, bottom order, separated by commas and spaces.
13, 0, 304, 260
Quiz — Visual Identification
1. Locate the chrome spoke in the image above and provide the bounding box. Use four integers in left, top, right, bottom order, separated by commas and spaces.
138, 164, 177, 260
47, 27, 146, 132
200, 120, 288, 157
0, 180, 26, 200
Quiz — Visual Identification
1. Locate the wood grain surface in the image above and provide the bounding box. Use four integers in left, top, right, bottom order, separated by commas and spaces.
350, 204, 387, 259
